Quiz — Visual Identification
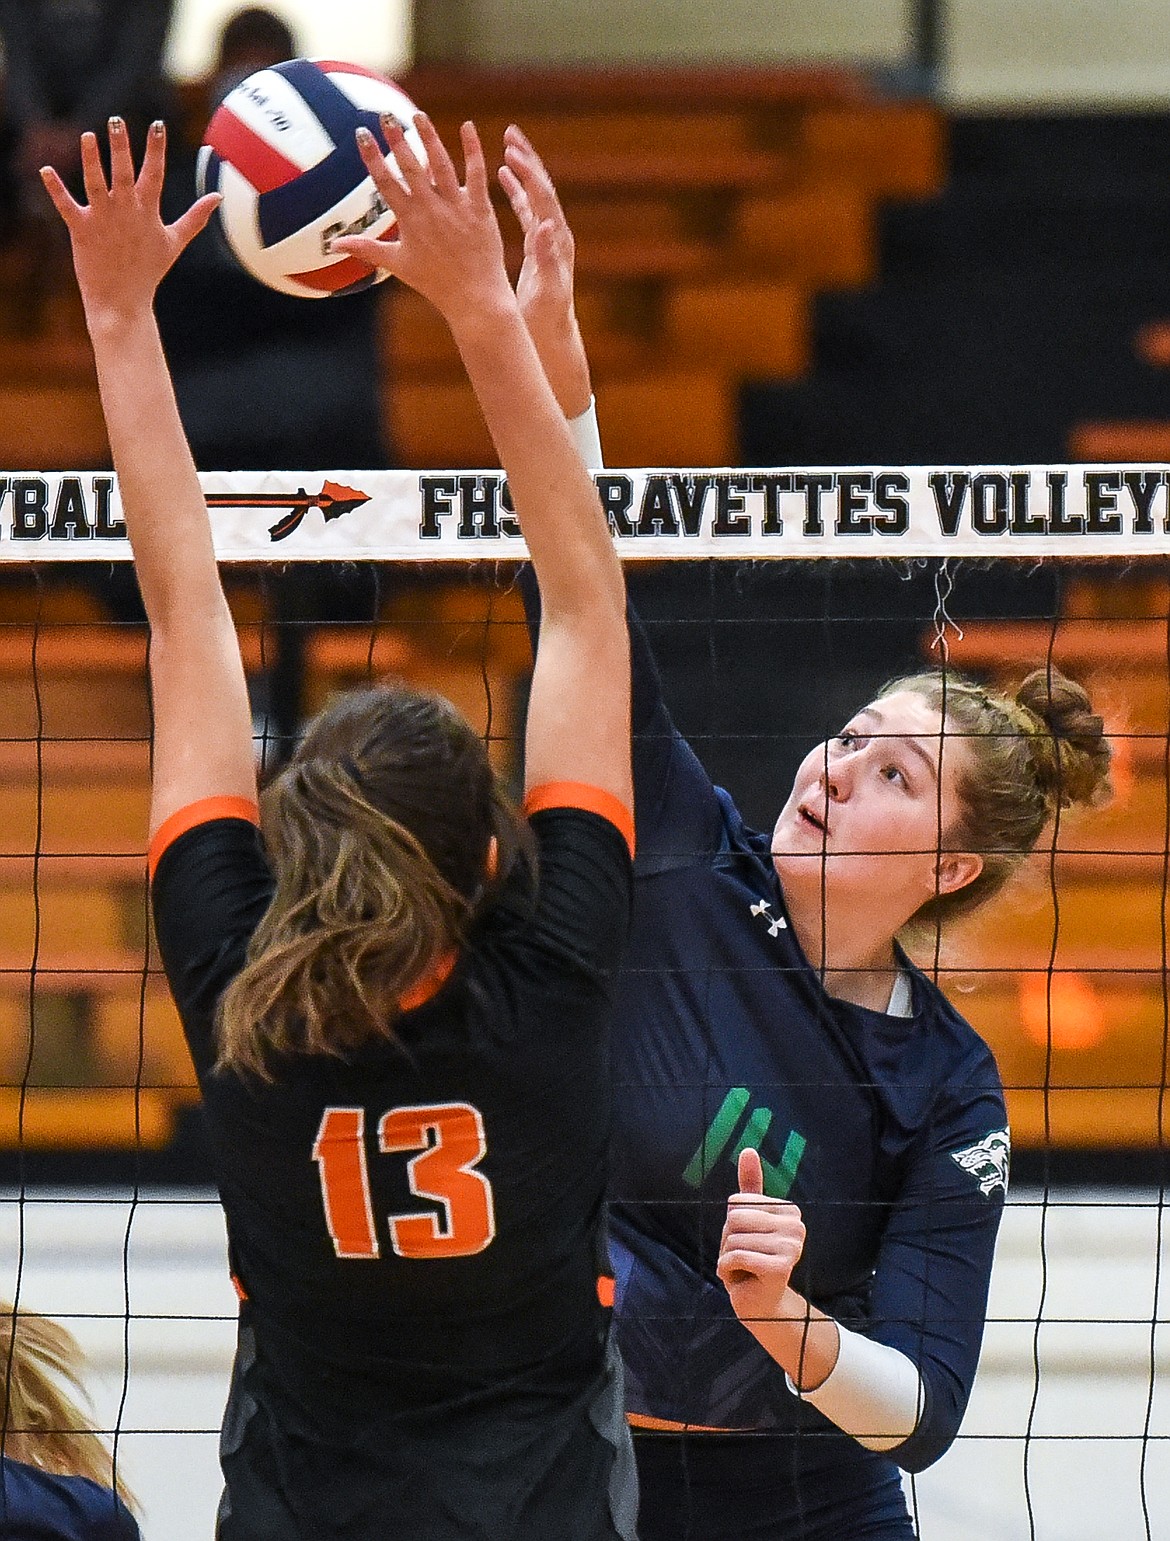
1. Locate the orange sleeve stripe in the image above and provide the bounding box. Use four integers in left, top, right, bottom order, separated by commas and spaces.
398, 950, 457, 1012
597, 1274, 616, 1309
148, 796, 261, 880
627, 1413, 737, 1434
522, 782, 635, 858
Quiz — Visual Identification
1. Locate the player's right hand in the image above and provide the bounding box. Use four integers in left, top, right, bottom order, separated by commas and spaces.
717, 1147, 807, 1327
40, 119, 220, 329
333, 115, 515, 326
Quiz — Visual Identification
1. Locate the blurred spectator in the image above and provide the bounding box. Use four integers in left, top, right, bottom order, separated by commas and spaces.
0, 1300, 140, 1538
159, 5, 387, 474
0, 0, 173, 233
208, 4, 299, 101
0, 2, 173, 618
155, 6, 391, 760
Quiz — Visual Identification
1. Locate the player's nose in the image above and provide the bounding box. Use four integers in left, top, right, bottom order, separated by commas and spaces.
818, 757, 847, 802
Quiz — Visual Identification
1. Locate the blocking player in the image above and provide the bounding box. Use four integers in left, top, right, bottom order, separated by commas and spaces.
0, 1301, 139, 1539
42, 114, 636, 1539
500, 134, 1112, 1539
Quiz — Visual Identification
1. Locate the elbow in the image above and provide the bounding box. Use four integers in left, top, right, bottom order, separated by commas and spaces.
887, 1433, 951, 1476
879, 1378, 965, 1474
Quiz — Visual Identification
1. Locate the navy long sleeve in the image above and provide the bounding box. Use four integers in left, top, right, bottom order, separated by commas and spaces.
522, 566, 1007, 1476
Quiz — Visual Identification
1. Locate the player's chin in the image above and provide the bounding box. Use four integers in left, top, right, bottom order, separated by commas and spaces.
770, 846, 844, 890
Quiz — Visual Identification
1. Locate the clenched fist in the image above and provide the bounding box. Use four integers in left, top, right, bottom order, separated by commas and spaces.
717, 1147, 806, 1326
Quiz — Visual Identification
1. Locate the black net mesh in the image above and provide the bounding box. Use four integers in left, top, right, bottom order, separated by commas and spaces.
0, 553, 1166, 1537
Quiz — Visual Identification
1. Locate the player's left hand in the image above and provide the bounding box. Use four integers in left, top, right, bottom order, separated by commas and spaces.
498, 125, 591, 417
717, 1147, 807, 1325
40, 118, 220, 329
499, 127, 576, 340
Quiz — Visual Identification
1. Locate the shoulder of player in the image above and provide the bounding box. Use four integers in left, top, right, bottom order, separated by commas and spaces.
904, 963, 992, 1053
0, 1456, 133, 1528
711, 785, 769, 858
902, 969, 1006, 1106
149, 799, 267, 888
523, 785, 635, 862
670, 789, 773, 885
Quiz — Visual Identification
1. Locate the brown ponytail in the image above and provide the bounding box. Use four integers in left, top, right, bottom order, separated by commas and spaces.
1, 1302, 135, 1508
218, 685, 531, 1079
880, 665, 1112, 927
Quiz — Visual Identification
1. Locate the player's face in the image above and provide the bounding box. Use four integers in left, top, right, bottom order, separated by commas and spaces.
770, 690, 978, 923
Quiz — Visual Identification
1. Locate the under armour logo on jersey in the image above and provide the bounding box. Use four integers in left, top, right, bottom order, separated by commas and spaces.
950, 1127, 1011, 1198
750, 899, 787, 936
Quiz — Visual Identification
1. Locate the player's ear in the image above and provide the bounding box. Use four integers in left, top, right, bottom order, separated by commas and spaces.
486, 835, 499, 879
935, 850, 982, 896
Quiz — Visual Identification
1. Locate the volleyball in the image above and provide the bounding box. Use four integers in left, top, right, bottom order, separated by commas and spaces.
197, 58, 426, 299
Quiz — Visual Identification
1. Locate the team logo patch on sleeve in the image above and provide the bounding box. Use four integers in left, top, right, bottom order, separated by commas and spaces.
950, 1127, 1011, 1197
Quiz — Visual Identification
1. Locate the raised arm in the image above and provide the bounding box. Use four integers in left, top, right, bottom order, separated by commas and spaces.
335, 117, 631, 814
41, 119, 256, 840
501, 127, 719, 865
498, 124, 593, 426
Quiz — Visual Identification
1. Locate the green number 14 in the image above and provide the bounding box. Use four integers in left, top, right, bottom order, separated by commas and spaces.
681, 1087, 806, 1198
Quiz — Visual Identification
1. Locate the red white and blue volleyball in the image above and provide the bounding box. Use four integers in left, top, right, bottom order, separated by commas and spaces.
197, 58, 425, 299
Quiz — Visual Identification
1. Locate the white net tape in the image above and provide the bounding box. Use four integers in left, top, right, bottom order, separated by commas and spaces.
0, 465, 1168, 560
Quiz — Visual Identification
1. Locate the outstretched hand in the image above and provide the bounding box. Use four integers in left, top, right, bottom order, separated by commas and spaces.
716, 1147, 807, 1326
497, 124, 591, 418
331, 115, 514, 326
40, 119, 220, 329
498, 125, 578, 344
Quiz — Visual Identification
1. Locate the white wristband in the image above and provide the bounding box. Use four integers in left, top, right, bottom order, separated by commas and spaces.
567, 396, 603, 469
785, 1327, 923, 1452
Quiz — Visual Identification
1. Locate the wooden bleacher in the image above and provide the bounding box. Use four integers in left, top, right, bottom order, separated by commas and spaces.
911, 580, 1170, 1147
0, 585, 529, 1150
1069, 421, 1170, 462
0, 69, 945, 470
0, 65, 948, 1153
381, 68, 944, 466
1070, 318, 1170, 460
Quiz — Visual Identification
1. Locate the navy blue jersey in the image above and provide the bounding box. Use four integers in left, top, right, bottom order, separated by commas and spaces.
0, 1458, 138, 1541
151, 794, 638, 1540
607, 602, 1008, 1475
521, 574, 1008, 1488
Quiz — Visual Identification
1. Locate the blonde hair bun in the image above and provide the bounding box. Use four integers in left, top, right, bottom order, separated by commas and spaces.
1015, 668, 1112, 812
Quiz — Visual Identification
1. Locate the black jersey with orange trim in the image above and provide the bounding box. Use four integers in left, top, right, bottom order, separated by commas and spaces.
150, 793, 637, 1540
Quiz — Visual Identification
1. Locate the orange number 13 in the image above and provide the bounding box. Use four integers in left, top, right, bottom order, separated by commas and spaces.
312, 1103, 496, 1261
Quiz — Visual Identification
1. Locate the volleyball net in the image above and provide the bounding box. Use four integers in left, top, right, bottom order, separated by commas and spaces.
1, 463, 1169, 1537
